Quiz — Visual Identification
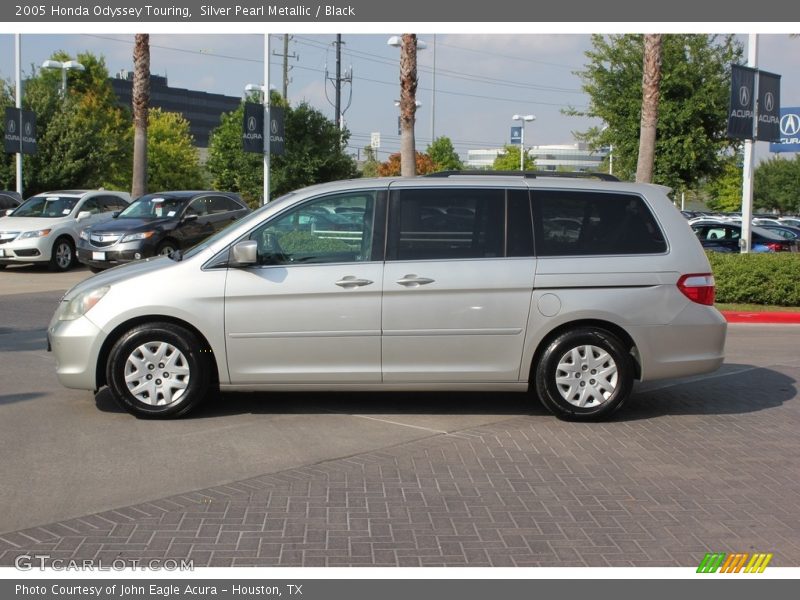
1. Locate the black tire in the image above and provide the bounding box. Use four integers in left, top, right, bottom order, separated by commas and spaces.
533, 327, 634, 421
48, 237, 76, 272
156, 241, 178, 257
106, 322, 211, 419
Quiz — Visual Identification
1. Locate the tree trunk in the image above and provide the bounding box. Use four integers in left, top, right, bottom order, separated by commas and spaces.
636, 34, 662, 183
399, 34, 418, 177
132, 33, 150, 198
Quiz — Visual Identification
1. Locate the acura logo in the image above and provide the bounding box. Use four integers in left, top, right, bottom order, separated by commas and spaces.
764, 92, 775, 113
781, 113, 800, 136
739, 86, 750, 107
7, 119, 15, 134
247, 116, 257, 132
24, 122, 32, 136
271, 119, 278, 134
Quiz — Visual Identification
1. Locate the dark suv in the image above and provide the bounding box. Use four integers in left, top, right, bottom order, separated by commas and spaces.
77, 191, 249, 271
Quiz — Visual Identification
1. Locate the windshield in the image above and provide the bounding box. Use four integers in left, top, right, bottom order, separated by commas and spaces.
11, 196, 79, 218
119, 196, 187, 219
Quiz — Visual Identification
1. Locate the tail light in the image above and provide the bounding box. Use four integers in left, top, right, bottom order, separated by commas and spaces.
677, 273, 715, 306
764, 241, 787, 252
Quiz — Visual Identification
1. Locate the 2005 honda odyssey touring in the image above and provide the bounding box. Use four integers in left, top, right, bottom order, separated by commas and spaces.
48, 173, 726, 420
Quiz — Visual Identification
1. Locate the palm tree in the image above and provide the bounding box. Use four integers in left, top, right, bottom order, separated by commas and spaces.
399, 33, 418, 177
635, 34, 662, 183
131, 34, 150, 198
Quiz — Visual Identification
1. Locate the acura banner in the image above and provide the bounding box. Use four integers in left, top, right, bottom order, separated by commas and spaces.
769, 107, 800, 153
756, 70, 781, 142
727, 64, 756, 140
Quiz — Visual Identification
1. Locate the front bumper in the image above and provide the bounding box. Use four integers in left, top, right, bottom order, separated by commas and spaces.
77, 240, 156, 269
48, 314, 104, 390
0, 236, 51, 264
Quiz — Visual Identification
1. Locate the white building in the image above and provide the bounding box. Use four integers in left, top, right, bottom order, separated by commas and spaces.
466, 143, 608, 172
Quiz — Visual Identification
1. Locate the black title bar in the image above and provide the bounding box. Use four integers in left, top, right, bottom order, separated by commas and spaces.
3, 0, 800, 22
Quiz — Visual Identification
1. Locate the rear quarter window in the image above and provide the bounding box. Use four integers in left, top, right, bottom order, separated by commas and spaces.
533, 190, 667, 256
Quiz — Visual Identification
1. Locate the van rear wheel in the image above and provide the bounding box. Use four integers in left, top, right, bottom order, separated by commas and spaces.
534, 327, 634, 421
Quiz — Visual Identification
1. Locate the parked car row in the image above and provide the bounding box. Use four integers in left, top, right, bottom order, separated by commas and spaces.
690, 220, 798, 253
0, 189, 249, 272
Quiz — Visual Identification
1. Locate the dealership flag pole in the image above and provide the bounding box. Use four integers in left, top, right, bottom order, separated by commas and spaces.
741, 33, 758, 254
15, 34, 22, 197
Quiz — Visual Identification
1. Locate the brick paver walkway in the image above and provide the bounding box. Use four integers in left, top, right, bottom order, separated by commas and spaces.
2, 365, 799, 568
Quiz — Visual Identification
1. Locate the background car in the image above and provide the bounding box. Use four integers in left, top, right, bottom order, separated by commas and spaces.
760, 224, 800, 251
0, 190, 131, 271
76, 190, 249, 271
691, 221, 794, 253
0, 191, 22, 212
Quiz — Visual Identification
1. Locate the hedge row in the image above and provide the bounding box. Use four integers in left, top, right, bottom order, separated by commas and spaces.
707, 252, 800, 306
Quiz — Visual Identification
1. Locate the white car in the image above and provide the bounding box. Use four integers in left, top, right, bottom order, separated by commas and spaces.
0, 190, 130, 271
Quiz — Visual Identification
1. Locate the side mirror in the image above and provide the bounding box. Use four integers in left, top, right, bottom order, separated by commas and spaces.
111, 211, 120, 218
4, 209, 12, 216
77, 211, 91, 221
182, 214, 199, 223
231, 240, 258, 266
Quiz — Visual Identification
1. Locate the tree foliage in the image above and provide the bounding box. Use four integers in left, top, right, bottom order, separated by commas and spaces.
492, 145, 535, 171
377, 151, 435, 176
361, 146, 380, 178
21, 51, 131, 196
572, 34, 742, 192
426, 136, 463, 171
704, 155, 743, 212
137, 108, 204, 192
754, 155, 800, 214
207, 95, 357, 206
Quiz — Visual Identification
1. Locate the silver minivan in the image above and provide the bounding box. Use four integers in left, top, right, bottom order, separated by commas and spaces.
48, 174, 726, 420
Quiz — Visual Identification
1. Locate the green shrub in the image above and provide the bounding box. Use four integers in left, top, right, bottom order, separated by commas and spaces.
707, 252, 800, 306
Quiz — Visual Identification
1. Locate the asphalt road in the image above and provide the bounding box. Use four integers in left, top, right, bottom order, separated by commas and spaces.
1, 264, 799, 538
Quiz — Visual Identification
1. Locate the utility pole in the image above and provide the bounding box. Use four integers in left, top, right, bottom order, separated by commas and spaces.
272, 34, 297, 102
334, 34, 342, 129
325, 35, 352, 130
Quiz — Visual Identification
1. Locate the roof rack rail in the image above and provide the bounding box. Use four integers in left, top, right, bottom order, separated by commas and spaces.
423, 170, 620, 182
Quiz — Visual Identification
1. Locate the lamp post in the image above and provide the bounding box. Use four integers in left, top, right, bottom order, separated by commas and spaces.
244, 34, 270, 205
41, 59, 85, 95
512, 114, 535, 171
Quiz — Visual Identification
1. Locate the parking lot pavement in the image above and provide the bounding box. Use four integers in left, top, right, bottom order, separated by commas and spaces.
1, 272, 799, 567
0, 264, 92, 295
1, 280, 799, 567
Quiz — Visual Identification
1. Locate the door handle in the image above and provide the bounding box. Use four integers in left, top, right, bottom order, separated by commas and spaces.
396, 274, 435, 287
335, 276, 374, 288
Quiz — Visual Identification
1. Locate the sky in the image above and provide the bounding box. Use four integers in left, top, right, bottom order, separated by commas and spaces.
1, 32, 799, 163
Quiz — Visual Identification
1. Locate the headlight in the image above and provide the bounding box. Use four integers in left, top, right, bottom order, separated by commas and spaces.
121, 231, 155, 243
79, 230, 89, 241
19, 228, 52, 239
58, 286, 110, 321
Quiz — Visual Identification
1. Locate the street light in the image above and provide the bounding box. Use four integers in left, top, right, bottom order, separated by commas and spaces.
41, 59, 85, 95
512, 114, 535, 172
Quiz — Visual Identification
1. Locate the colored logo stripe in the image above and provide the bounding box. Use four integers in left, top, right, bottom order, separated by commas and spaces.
697, 552, 773, 573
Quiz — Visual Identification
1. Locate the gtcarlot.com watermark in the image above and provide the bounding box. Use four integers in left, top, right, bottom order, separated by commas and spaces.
14, 554, 193, 571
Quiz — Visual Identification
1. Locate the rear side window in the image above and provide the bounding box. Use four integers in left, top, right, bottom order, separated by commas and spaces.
533, 190, 667, 256
209, 196, 244, 213
387, 188, 505, 260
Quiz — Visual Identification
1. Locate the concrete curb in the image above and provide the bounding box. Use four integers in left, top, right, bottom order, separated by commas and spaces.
721, 311, 800, 324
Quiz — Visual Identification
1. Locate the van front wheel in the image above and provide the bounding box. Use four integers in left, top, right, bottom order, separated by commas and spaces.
534, 327, 634, 421
106, 322, 210, 419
